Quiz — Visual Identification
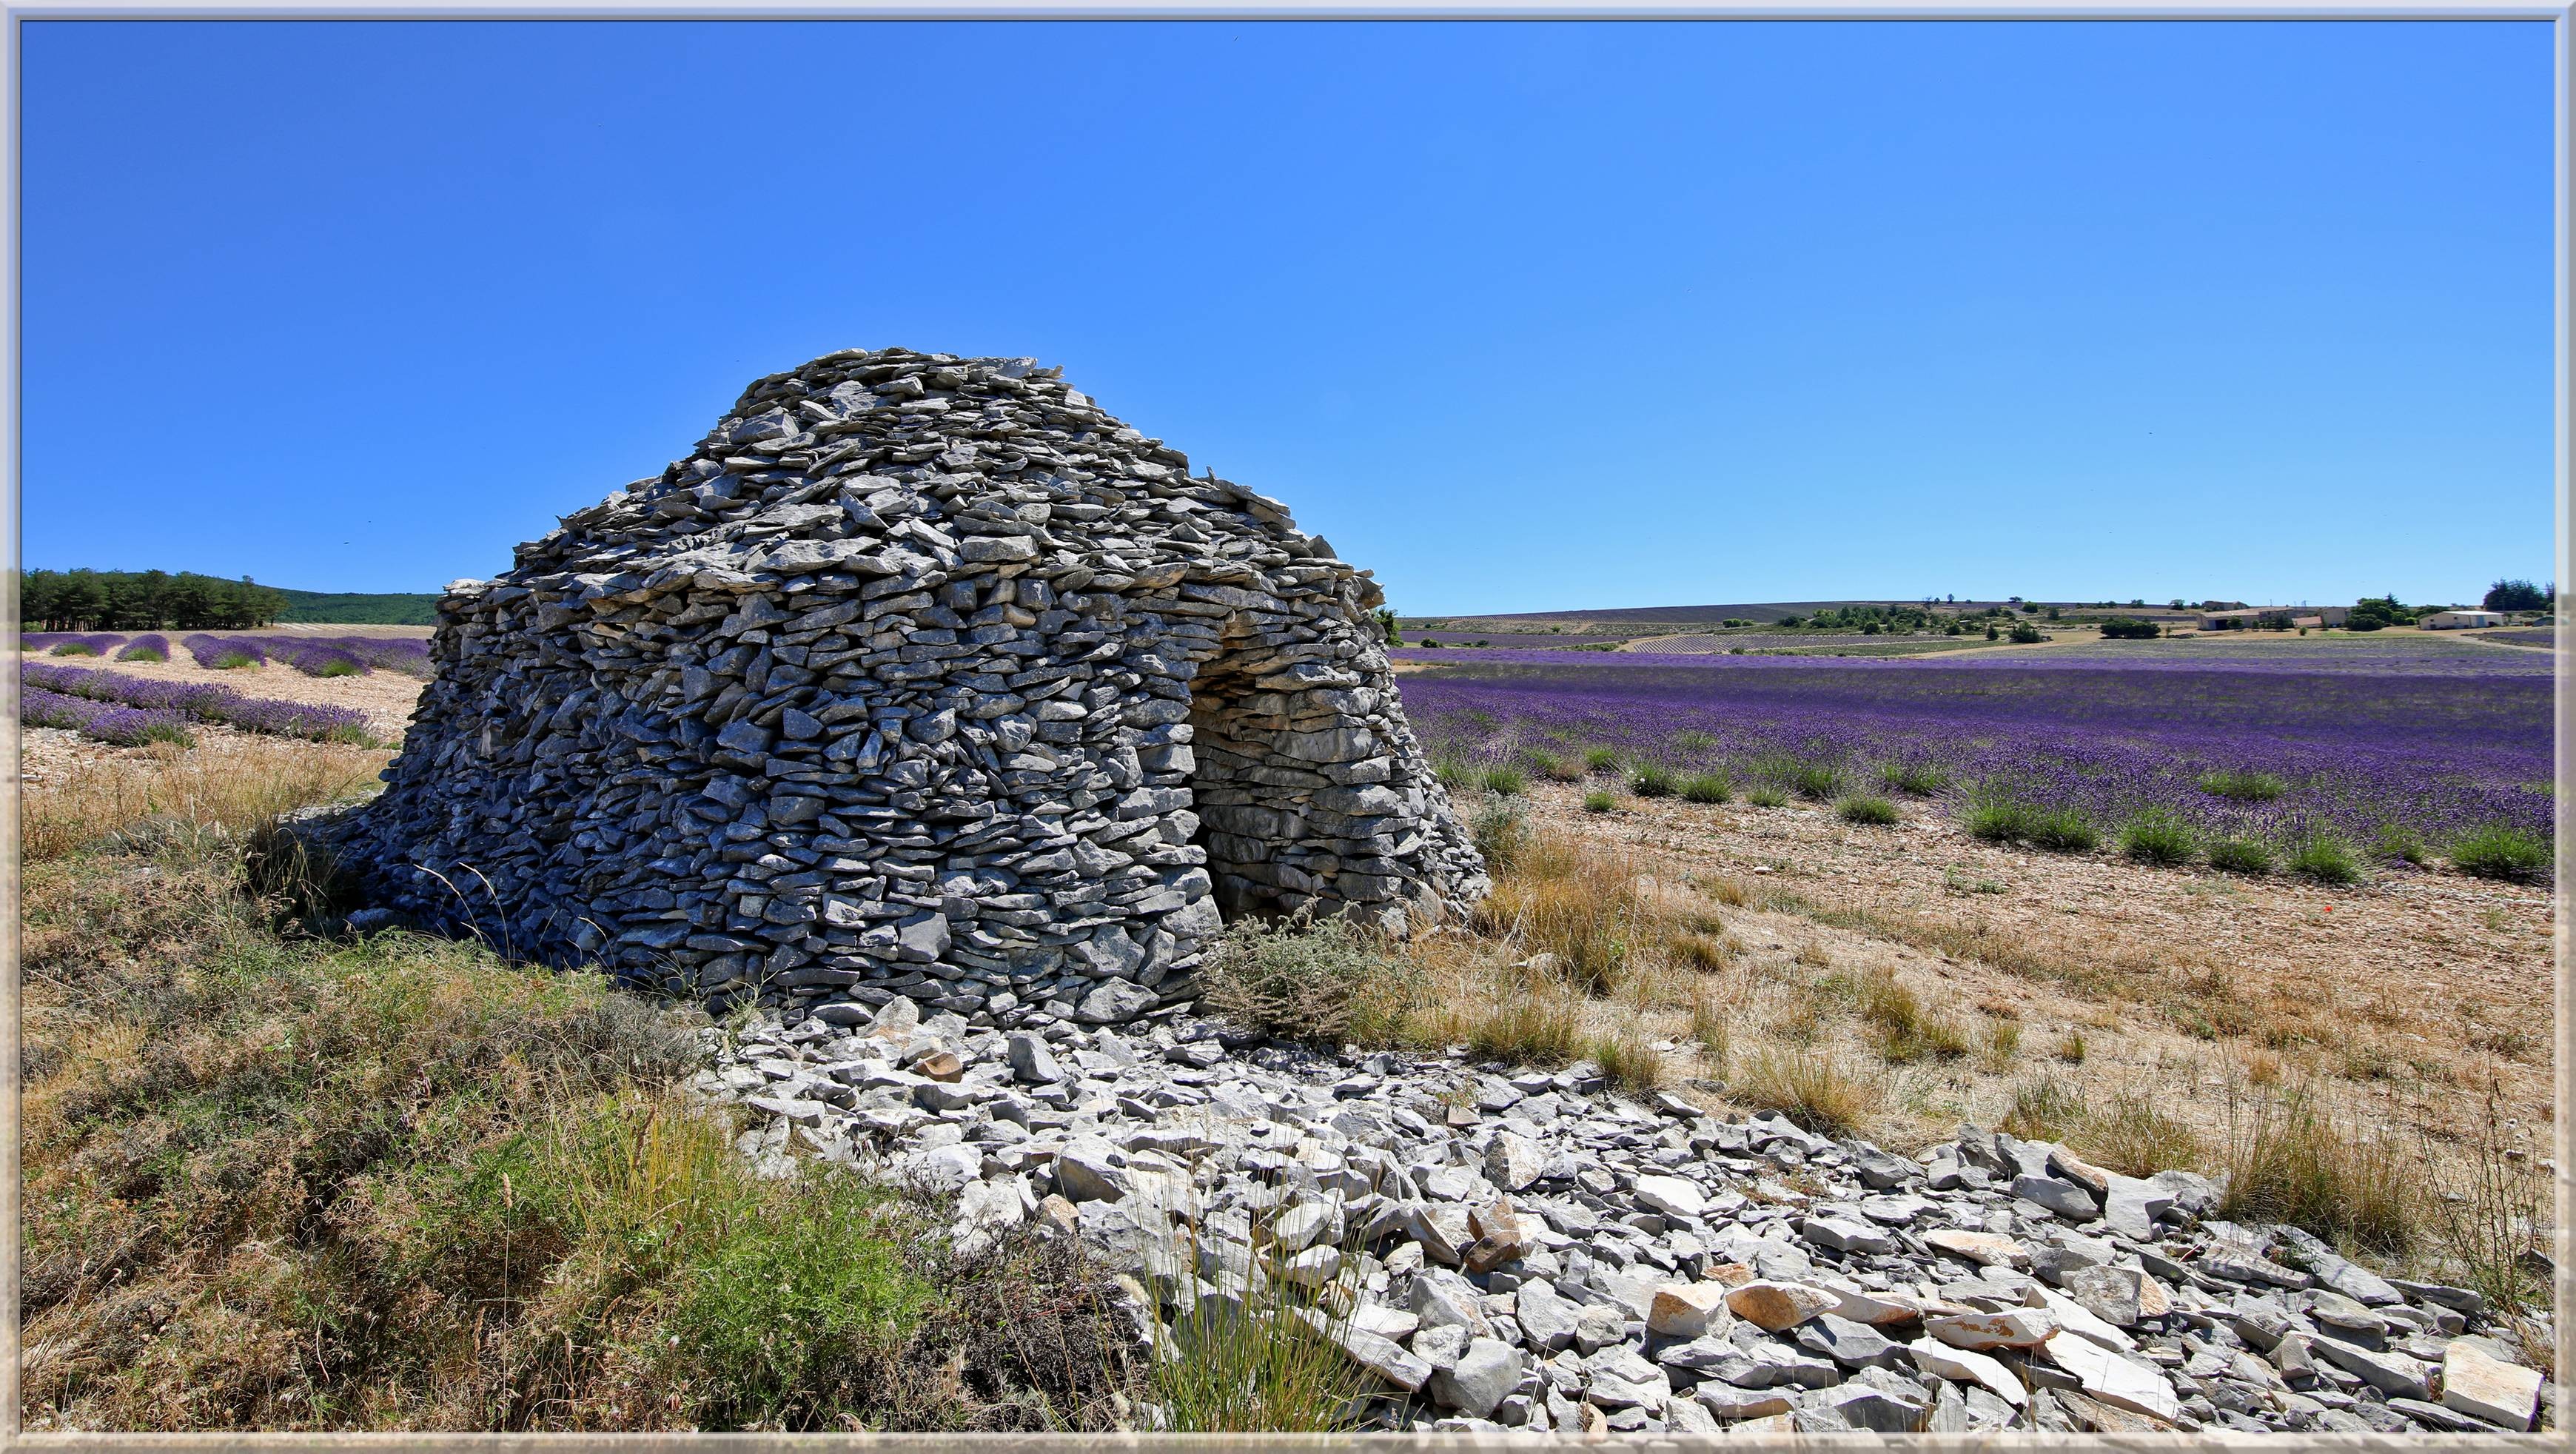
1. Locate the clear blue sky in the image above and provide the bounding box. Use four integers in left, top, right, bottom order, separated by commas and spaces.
24, 20, 2553, 614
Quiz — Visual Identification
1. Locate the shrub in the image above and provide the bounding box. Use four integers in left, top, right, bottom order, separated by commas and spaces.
1469, 800, 1526, 871
48, 640, 102, 656
1478, 763, 1527, 797
2007, 623, 2045, 644
2219, 1088, 2418, 1255
1431, 753, 1472, 790
2369, 822, 2427, 865
1582, 746, 1623, 775
2287, 832, 2362, 886
1629, 763, 1678, 798
1878, 760, 1952, 796
2119, 808, 2199, 867
1962, 797, 2035, 842
2206, 837, 2275, 875
1671, 729, 1717, 753
2449, 824, 2550, 881
2198, 769, 2287, 803
1582, 790, 1617, 814
1679, 773, 1733, 804
1836, 794, 1899, 826
1199, 916, 1415, 1046
1726, 1047, 1875, 1136
1745, 785, 1788, 808
1787, 761, 1844, 801
2098, 617, 2159, 640
2025, 808, 2099, 854
1524, 750, 1578, 783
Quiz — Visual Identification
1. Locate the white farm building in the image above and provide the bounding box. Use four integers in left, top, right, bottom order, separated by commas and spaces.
2420, 609, 2506, 630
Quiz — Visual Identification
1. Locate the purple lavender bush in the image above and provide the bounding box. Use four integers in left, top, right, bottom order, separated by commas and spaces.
84, 706, 195, 747
21, 661, 378, 746
272, 640, 369, 677
115, 634, 171, 663
36, 633, 122, 657
181, 634, 267, 669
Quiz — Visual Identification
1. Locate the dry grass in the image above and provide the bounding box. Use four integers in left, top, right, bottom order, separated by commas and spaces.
23, 733, 392, 862
1725, 1047, 1877, 1136
20, 746, 1146, 1434
2217, 1084, 2420, 1256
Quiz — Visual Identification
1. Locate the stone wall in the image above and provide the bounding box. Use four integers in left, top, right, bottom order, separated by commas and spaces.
326, 347, 1487, 1028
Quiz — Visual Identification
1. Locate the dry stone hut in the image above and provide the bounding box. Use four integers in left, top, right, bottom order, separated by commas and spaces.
329, 347, 1487, 1027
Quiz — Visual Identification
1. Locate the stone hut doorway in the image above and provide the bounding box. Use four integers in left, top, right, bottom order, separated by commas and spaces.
1178, 617, 1386, 928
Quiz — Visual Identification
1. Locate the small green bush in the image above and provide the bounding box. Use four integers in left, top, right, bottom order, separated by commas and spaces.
1836, 794, 1899, 825
1745, 785, 1788, 808
2008, 623, 2045, 644
1787, 761, 1844, 801
1582, 746, 1623, 775
1679, 773, 1733, 804
1199, 916, 1415, 1046
1878, 760, 1952, 796
1582, 789, 1617, 814
2449, 824, 2550, 881
1478, 763, 1527, 797
2026, 808, 2099, 854
1963, 799, 2034, 842
1523, 750, 1577, 783
2207, 837, 2275, 875
210, 650, 259, 669
48, 641, 101, 657
2119, 809, 2200, 867
2199, 770, 2287, 803
2287, 833, 2362, 886
1470, 800, 1526, 871
2370, 823, 2427, 865
1630, 763, 1678, 798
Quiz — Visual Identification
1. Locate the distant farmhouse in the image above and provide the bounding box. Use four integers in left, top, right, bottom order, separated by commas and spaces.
2419, 609, 2506, 630
2198, 605, 2348, 630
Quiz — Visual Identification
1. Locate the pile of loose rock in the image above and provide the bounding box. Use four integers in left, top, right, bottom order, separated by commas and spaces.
323, 347, 1485, 1027
697, 1002, 2554, 1435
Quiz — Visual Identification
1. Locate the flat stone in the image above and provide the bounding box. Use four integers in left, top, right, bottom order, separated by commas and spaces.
1646, 1281, 1733, 1339
1908, 1336, 2028, 1408
2441, 1339, 2540, 1430
1725, 1280, 1839, 1333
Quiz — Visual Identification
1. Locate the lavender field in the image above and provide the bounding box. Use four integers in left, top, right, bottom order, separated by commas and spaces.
1401, 648, 2551, 871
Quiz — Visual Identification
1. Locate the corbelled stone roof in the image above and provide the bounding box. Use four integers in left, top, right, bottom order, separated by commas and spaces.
329, 346, 1486, 1028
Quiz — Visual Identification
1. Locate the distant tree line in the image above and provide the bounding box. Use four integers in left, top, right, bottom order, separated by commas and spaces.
22, 569, 286, 630
2482, 578, 2552, 613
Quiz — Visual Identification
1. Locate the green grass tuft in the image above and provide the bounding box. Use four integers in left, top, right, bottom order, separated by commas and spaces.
2448, 824, 2550, 881
1679, 772, 1733, 804
2119, 808, 2199, 867
1835, 794, 1899, 825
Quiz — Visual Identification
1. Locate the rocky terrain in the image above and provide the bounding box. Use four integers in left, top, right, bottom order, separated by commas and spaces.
696, 997, 2554, 1436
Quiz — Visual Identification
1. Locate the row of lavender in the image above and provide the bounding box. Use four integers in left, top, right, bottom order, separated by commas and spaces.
1403, 656, 2551, 875
20, 631, 433, 678
22, 661, 378, 745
